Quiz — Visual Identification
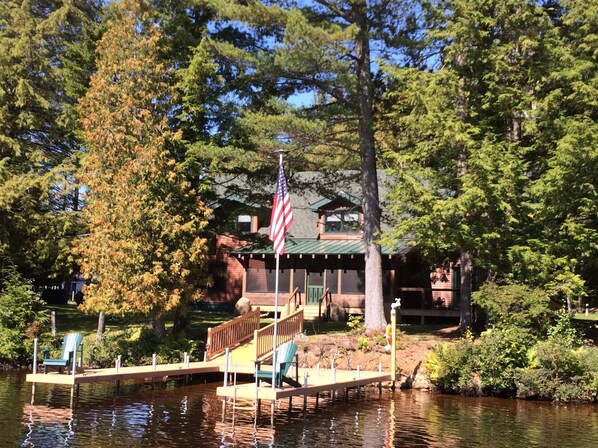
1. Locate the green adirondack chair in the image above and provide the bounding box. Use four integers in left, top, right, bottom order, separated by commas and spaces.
42, 333, 83, 374
255, 341, 301, 388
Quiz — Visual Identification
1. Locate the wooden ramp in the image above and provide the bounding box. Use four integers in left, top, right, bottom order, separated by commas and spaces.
217, 367, 391, 401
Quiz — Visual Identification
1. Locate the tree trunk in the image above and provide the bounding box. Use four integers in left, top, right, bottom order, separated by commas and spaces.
96, 310, 105, 343
150, 315, 166, 341
354, 3, 385, 330
172, 305, 188, 334
459, 249, 473, 332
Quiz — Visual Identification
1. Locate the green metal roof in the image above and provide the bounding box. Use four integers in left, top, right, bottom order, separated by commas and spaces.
231, 238, 411, 256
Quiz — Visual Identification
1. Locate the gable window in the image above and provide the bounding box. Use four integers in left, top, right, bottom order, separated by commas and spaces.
324, 211, 360, 233
236, 215, 252, 233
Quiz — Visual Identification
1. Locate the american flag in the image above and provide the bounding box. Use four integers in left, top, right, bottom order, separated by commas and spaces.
269, 161, 294, 255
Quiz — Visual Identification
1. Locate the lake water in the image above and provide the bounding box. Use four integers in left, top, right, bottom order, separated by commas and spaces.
1, 371, 597, 447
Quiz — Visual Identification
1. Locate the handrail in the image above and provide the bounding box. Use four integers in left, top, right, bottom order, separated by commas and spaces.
205, 307, 261, 361
318, 287, 332, 321
284, 287, 302, 316
253, 309, 304, 362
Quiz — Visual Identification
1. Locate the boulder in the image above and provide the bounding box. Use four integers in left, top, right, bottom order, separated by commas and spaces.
234, 297, 252, 316
328, 303, 347, 322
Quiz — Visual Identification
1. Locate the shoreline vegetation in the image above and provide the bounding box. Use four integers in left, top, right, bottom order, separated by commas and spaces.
2, 300, 597, 403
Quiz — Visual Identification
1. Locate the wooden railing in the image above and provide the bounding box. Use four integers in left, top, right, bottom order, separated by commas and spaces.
205, 308, 261, 361
284, 287, 302, 316
319, 287, 332, 321
253, 309, 304, 361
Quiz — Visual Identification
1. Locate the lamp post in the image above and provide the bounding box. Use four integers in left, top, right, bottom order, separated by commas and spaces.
390, 297, 401, 388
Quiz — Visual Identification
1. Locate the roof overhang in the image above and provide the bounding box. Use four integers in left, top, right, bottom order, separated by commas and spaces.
230, 238, 412, 256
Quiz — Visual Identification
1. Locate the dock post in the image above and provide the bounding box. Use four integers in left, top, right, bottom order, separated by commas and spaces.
254, 363, 259, 421
303, 372, 308, 417
378, 362, 382, 393
184, 352, 189, 384
223, 347, 230, 388
152, 353, 157, 388
270, 400, 275, 426
115, 355, 121, 393
31, 338, 38, 404
356, 365, 361, 399
390, 298, 401, 390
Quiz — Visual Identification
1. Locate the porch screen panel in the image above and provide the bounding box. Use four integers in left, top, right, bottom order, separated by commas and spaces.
293, 268, 306, 292
246, 258, 290, 293
325, 260, 339, 294
342, 269, 365, 294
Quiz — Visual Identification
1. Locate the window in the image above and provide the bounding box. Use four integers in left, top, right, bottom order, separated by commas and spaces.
236, 215, 252, 233
324, 211, 360, 233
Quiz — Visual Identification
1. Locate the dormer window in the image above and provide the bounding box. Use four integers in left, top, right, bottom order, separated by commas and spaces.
324, 211, 360, 233
236, 215, 252, 233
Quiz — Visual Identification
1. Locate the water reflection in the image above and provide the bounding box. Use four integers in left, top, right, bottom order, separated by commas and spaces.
1, 372, 596, 447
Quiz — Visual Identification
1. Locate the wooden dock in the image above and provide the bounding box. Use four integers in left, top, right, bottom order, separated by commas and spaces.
25, 359, 226, 386
217, 367, 391, 401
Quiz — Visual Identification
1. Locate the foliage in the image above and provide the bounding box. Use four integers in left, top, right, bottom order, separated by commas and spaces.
473, 328, 534, 396
472, 282, 553, 334
0, 0, 100, 282
426, 323, 598, 402
357, 336, 370, 352
0, 266, 49, 364
425, 332, 477, 394
76, 0, 210, 332
546, 308, 582, 345
347, 314, 365, 335
516, 337, 597, 402
380, 0, 598, 322
88, 326, 199, 368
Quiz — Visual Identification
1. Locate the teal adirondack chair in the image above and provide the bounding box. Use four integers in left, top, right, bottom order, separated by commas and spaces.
42, 333, 84, 374
255, 342, 301, 388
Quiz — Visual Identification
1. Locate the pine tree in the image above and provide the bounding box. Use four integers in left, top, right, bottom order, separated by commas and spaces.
0, 0, 100, 282
77, 0, 210, 338
380, 0, 555, 329
200, 0, 418, 329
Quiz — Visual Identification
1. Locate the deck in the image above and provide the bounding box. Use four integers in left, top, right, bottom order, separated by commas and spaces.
25, 359, 226, 385
217, 367, 390, 401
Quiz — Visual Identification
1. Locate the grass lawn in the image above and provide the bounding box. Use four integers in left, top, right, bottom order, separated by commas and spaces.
574, 313, 598, 322
47, 304, 234, 342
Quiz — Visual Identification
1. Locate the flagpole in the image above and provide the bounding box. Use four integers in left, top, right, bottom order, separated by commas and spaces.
272, 152, 283, 389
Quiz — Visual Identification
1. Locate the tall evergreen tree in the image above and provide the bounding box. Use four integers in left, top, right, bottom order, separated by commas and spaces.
0, 0, 100, 282
77, 0, 210, 339
199, 0, 418, 329
510, 0, 598, 307
380, 0, 555, 329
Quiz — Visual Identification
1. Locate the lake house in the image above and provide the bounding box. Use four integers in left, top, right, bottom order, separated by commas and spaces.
203, 172, 460, 323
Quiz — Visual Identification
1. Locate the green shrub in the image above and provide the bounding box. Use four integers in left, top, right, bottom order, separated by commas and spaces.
357, 336, 370, 352
474, 328, 533, 396
0, 267, 49, 364
425, 333, 477, 394
516, 338, 598, 402
347, 314, 364, 335
547, 308, 582, 345
472, 281, 552, 334
88, 326, 199, 368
